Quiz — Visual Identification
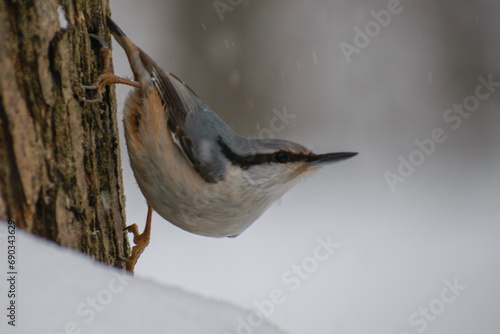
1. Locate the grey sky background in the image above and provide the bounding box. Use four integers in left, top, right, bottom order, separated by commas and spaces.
109, 1, 500, 333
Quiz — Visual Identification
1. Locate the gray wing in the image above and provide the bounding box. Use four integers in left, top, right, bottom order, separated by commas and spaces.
138, 50, 237, 183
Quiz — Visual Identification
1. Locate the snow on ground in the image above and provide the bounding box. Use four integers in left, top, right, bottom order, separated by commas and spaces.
0, 221, 286, 334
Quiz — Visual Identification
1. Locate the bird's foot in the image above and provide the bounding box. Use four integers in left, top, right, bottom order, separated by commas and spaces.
122, 205, 153, 273
82, 33, 141, 103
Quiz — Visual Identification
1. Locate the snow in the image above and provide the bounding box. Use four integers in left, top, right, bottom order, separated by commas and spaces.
0, 221, 286, 334
57, 6, 68, 31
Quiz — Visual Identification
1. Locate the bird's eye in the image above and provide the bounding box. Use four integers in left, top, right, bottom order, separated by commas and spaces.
275, 152, 289, 163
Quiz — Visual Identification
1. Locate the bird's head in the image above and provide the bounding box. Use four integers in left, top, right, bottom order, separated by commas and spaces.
218, 137, 357, 197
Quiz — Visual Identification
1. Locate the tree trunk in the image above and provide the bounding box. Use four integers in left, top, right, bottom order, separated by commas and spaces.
0, 0, 129, 268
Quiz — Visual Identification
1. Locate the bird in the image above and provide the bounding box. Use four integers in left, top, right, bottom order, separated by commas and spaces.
84, 16, 357, 272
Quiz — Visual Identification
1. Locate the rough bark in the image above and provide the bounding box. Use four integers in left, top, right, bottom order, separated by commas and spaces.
0, 0, 129, 268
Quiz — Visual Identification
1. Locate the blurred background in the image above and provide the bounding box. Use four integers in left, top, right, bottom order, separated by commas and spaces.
109, 0, 500, 333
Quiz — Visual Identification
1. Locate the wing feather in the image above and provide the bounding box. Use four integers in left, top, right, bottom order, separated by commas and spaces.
137, 50, 225, 183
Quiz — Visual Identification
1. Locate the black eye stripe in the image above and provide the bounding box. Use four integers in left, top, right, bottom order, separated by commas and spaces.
217, 139, 309, 169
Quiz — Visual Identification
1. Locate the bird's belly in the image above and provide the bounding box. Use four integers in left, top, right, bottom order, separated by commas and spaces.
125, 127, 261, 237
131, 151, 263, 237
123, 90, 271, 237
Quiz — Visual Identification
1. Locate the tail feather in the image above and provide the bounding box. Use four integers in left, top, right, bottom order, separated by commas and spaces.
106, 16, 145, 81
106, 16, 127, 42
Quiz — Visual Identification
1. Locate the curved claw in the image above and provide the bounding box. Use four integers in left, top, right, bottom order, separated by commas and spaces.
118, 255, 131, 263
89, 33, 109, 51
81, 97, 103, 104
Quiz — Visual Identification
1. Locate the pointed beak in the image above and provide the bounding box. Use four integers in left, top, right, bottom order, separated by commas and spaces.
308, 152, 358, 167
